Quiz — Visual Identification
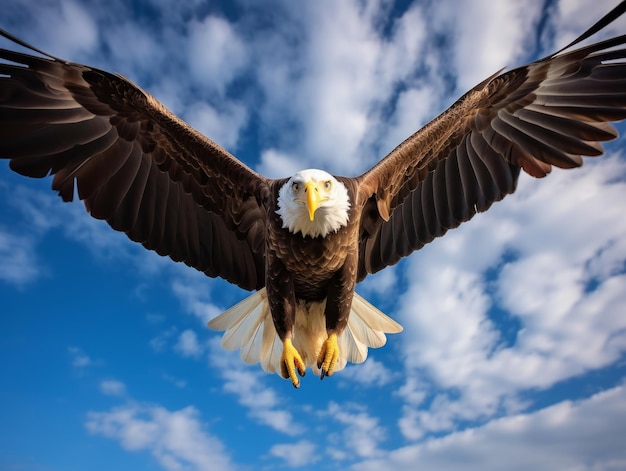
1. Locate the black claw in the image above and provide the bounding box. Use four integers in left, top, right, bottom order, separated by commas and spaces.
320, 369, 327, 380
292, 380, 300, 389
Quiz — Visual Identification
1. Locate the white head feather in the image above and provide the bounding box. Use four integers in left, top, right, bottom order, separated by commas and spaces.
276, 169, 350, 238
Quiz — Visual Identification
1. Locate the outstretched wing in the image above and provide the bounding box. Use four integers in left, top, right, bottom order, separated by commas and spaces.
355, 3, 626, 281
0, 30, 268, 291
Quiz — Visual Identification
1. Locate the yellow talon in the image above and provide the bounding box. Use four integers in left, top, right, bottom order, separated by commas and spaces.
280, 338, 306, 388
317, 333, 340, 380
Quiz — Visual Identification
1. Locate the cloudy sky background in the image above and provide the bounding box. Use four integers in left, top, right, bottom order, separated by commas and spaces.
1, 0, 626, 470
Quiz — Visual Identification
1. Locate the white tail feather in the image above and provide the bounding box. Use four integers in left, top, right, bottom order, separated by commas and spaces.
207, 288, 403, 376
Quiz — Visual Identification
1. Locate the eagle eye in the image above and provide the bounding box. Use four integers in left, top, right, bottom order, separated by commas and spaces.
292, 182, 300, 192
324, 180, 332, 190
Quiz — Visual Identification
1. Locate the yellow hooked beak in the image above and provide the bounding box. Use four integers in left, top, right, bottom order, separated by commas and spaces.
305, 181, 322, 221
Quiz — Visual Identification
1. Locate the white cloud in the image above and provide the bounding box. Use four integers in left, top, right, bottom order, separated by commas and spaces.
353, 385, 626, 471
269, 440, 319, 468
170, 270, 223, 325
395, 154, 626, 438
0, 229, 39, 286
34, 0, 99, 58
162, 374, 187, 389
377, 86, 441, 158
256, 148, 307, 180
430, 0, 544, 92
208, 338, 305, 436
100, 380, 127, 396
150, 327, 178, 353
187, 15, 248, 96
165, 271, 307, 435
174, 330, 203, 358
323, 402, 387, 460
6, 185, 161, 275
184, 101, 248, 152
251, 0, 432, 176
547, 0, 626, 52
68, 347, 92, 368
357, 265, 398, 298
100, 20, 166, 78
294, 1, 429, 174
340, 358, 396, 388
86, 403, 235, 471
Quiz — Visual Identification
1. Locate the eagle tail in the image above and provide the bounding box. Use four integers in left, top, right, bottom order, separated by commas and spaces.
337, 292, 403, 369
207, 288, 403, 377
207, 288, 283, 372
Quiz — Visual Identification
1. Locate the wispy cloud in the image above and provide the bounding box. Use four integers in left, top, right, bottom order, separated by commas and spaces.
339, 358, 397, 388
322, 402, 387, 460
0, 229, 39, 286
208, 338, 305, 436
162, 374, 187, 389
86, 403, 236, 471
353, 384, 626, 471
168, 272, 305, 435
68, 347, 93, 369
269, 440, 319, 468
187, 15, 249, 97
433, 1, 544, 92
252, 0, 431, 176
395, 155, 626, 439
174, 330, 204, 358
100, 380, 127, 397
4, 184, 161, 277
149, 327, 179, 353
170, 270, 223, 325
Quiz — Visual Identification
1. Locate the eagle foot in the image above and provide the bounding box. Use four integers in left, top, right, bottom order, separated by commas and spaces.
280, 338, 306, 388
317, 333, 339, 380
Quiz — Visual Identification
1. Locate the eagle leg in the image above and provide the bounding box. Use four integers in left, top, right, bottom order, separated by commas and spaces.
280, 338, 306, 388
317, 333, 339, 380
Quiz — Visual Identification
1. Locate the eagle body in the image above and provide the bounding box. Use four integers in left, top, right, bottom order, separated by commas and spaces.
2, 2, 626, 387
268, 176, 359, 304
249, 172, 399, 382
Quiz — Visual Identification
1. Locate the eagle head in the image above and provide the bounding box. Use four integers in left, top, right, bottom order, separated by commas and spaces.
276, 169, 350, 238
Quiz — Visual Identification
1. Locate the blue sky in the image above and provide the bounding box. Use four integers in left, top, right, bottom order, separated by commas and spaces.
2, 0, 626, 470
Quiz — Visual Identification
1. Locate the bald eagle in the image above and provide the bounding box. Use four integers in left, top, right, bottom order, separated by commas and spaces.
1, 3, 626, 388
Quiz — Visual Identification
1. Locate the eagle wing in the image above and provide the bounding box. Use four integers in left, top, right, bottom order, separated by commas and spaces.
0, 30, 268, 291
355, 4, 626, 281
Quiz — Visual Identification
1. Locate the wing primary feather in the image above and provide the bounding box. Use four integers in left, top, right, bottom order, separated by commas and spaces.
515, 107, 617, 141
401, 186, 420, 251
144, 169, 170, 250
444, 149, 469, 223
469, 131, 515, 197
0, 106, 93, 125
492, 113, 584, 168
159, 183, 182, 260
0, 117, 111, 159
1, 30, 268, 291
132, 162, 159, 243
420, 170, 440, 239
109, 154, 151, 232
455, 142, 482, 214
75, 135, 134, 201
432, 158, 453, 229
93, 142, 143, 221
498, 110, 601, 160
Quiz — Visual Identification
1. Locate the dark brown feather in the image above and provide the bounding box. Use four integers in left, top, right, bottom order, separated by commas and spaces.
0, 33, 269, 291
356, 27, 626, 281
